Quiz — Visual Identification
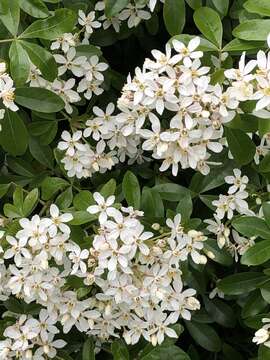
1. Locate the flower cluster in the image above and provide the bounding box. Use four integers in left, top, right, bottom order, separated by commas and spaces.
78, 0, 163, 37
57, 35, 270, 179
0, 192, 208, 358
205, 168, 255, 260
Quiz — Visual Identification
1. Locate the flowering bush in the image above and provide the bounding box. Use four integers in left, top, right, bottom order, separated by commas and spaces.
1, 0, 270, 359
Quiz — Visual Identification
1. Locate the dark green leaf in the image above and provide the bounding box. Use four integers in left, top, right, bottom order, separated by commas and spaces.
163, 0, 186, 36
141, 188, 164, 218
19, 0, 50, 18
232, 216, 270, 239
225, 127, 256, 165
15, 87, 65, 113
241, 240, 270, 266
0, 110, 29, 156
9, 41, 30, 86
41, 176, 69, 200
185, 321, 222, 352
29, 136, 54, 168
21, 40, 57, 81
55, 186, 73, 209
82, 337, 95, 360
0, 0, 20, 35
105, 0, 129, 18
20, 8, 77, 40
122, 171, 141, 209
218, 272, 267, 295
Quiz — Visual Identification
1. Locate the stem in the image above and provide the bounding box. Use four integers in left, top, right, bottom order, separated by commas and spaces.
0, 38, 14, 43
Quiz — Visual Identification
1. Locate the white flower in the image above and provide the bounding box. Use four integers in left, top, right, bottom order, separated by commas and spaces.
78, 10, 101, 34
172, 37, 203, 61
51, 33, 76, 53
58, 130, 85, 156
225, 168, 249, 194
68, 244, 89, 274
54, 47, 87, 77
0, 76, 18, 112
87, 192, 117, 223
48, 204, 73, 237
50, 78, 80, 113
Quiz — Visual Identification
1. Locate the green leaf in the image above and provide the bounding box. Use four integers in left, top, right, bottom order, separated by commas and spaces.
20, 8, 77, 40
105, 0, 129, 18
0, 183, 10, 198
233, 20, 270, 41
9, 41, 30, 86
55, 186, 73, 209
13, 186, 24, 211
111, 339, 129, 360
244, 0, 270, 17
263, 202, 270, 228
241, 291, 267, 318
122, 171, 141, 209
222, 38, 265, 52
0, 110, 29, 156
19, 0, 50, 18
190, 161, 234, 194
211, 0, 229, 16
259, 152, 270, 173
185, 321, 222, 352
153, 183, 191, 201
259, 345, 270, 360
82, 337, 95, 360
7, 157, 35, 178
69, 211, 96, 225
100, 179, 116, 197
204, 239, 233, 266
225, 127, 256, 165
184, 0, 201, 10
176, 192, 193, 222
163, 0, 186, 36
23, 188, 39, 216
204, 297, 236, 328
222, 343, 244, 360
41, 177, 69, 200
21, 40, 57, 81
232, 216, 270, 239
29, 137, 54, 168
15, 87, 65, 113
241, 240, 270, 266
0, 0, 20, 36
3, 203, 22, 218
141, 188, 164, 218
75, 44, 102, 59
218, 272, 267, 295
73, 191, 94, 211
140, 345, 190, 360
194, 7, 222, 48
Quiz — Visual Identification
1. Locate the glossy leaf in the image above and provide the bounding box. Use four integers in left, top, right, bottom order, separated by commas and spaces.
19, 0, 50, 18
194, 7, 222, 48
0, 110, 28, 156
21, 40, 58, 81
122, 171, 141, 209
20, 8, 77, 39
163, 0, 186, 36
15, 87, 65, 113
9, 41, 30, 86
